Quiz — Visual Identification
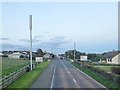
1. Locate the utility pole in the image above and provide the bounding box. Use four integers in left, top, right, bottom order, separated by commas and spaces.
74, 43, 76, 62
29, 15, 32, 71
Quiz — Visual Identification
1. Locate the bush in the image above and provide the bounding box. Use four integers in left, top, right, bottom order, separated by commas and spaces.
111, 67, 120, 75
113, 76, 120, 83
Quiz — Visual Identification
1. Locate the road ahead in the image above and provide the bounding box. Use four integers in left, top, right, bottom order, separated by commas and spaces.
30, 57, 107, 89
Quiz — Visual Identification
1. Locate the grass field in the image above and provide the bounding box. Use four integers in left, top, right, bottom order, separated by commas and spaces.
0, 57, 2, 79
8, 61, 51, 88
1, 57, 29, 78
94, 65, 119, 73
72, 62, 119, 90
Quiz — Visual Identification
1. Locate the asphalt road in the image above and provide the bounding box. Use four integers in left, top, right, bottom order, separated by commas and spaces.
30, 57, 107, 89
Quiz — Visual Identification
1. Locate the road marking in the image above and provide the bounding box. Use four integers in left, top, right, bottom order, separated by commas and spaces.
50, 64, 56, 89
73, 79, 77, 83
67, 70, 70, 74
65, 67, 67, 70
69, 61, 107, 89
59, 59, 80, 87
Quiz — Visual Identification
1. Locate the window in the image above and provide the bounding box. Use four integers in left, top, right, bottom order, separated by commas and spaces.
108, 58, 112, 62
109, 59, 112, 62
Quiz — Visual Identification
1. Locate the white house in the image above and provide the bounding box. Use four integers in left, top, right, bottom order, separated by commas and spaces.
0, 52, 4, 57
80, 55, 88, 61
8, 52, 21, 58
102, 51, 120, 64
43, 53, 52, 60
8, 52, 28, 59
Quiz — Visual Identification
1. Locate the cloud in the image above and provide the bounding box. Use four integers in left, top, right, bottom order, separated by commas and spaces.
42, 36, 71, 47
19, 39, 30, 42
19, 35, 42, 43
0, 38, 11, 40
0, 36, 72, 53
32, 35, 42, 43
34, 36, 72, 53
1, 43, 29, 51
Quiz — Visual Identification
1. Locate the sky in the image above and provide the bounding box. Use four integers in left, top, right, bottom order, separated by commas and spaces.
0, 2, 118, 54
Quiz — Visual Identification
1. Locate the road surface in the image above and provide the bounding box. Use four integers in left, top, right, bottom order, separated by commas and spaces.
30, 57, 107, 89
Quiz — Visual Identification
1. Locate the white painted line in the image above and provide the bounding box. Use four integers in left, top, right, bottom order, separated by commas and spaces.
59, 59, 67, 70
70, 62, 107, 89
50, 64, 56, 89
59, 60, 80, 87
65, 67, 67, 70
73, 79, 77, 83
67, 70, 70, 74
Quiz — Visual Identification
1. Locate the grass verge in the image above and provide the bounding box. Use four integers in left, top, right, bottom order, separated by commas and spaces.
72, 62, 119, 90
2, 58, 29, 77
7, 61, 51, 89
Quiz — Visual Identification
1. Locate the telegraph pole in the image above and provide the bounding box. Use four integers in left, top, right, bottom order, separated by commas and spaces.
74, 43, 76, 62
29, 15, 33, 71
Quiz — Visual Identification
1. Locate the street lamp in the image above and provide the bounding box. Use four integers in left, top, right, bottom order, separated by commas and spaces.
29, 15, 33, 71
74, 43, 76, 62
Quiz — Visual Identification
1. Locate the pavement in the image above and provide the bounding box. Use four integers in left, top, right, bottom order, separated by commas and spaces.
30, 57, 107, 89
30, 59, 55, 88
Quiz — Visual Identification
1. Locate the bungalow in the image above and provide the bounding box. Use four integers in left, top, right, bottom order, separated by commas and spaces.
43, 53, 52, 61
2, 51, 13, 57
102, 51, 120, 64
0, 52, 4, 57
8, 52, 28, 59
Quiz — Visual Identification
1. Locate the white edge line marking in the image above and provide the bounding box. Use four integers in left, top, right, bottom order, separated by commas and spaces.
51, 64, 56, 89
70, 62, 107, 89
73, 79, 77, 83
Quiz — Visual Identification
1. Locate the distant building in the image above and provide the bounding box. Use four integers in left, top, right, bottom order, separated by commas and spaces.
80, 55, 87, 61
2, 51, 13, 57
102, 51, 120, 64
43, 53, 52, 60
8, 52, 21, 58
0, 52, 4, 57
8, 52, 28, 59
35, 57, 43, 62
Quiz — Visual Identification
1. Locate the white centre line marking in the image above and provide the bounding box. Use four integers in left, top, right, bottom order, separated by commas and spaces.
70, 61, 107, 89
67, 70, 70, 74
51, 64, 56, 89
59, 59, 78, 84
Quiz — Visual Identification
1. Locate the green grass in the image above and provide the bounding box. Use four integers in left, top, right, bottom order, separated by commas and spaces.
7, 61, 51, 89
72, 62, 119, 90
0, 57, 2, 79
94, 65, 119, 73
2, 57, 29, 77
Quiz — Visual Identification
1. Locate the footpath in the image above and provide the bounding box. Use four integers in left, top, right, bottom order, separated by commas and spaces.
29, 60, 55, 88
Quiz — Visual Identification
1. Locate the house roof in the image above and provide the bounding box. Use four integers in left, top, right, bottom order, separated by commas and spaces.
102, 51, 120, 59
2, 51, 13, 55
10, 52, 21, 55
0, 52, 4, 55
43, 53, 51, 58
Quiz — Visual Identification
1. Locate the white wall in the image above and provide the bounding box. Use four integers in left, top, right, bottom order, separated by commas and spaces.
106, 53, 120, 64
112, 53, 120, 64
80, 56, 87, 61
8, 52, 21, 59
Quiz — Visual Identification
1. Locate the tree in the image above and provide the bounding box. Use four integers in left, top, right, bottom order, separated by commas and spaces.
87, 53, 97, 60
36, 48, 43, 56
65, 50, 86, 60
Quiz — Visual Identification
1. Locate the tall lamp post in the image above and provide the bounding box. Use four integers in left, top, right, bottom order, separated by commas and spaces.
74, 43, 76, 62
29, 15, 33, 71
